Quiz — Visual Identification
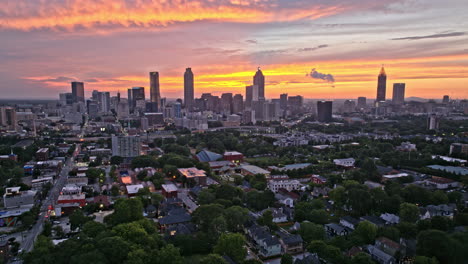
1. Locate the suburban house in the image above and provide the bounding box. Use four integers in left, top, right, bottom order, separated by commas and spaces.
161, 183, 178, 198
245, 224, 282, 258
419, 204, 457, 219
178, 167, 207, 186
375, 237, 404, 258
310, 175, 327, 185
360, 215, 386, 228
340, 216, 360, 230
278, 232, 303, 254
325, 223, 352, 237
424, 176, 459, 189
380, 213, 400, 225
366, 245, 396, 264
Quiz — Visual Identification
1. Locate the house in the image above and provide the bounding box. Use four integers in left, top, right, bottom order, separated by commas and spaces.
396, 142, 416, 152
340, 216, 360, 230
258, 236, 282, 258
178, 167, 207, 186
279, 233, 303, 254
161, 183, 178, 198
380, 213, 400, 225
420, 204, 457, 219
360, 216, 386, 228
310, 175, 327, 185
311, 186, 330, 197
366, 245, 396, 264
36, 148, 49, 161
158, 212, 192, 232
196, 150, 222, 162
165, 222, 195, 237
208, 160, 236, 175
126, 184, 144, 197
268, 163, 312, 172
294, 254, 321, 264
333, 158, 355, 168
275, 190, 299, 208
325, 223, 352, 237
425, 176, 459, 189
223, 151, 244, 164
375, 237, 403, 257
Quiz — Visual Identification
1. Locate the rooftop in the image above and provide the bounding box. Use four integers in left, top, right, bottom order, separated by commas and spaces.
178, 167, 207, 178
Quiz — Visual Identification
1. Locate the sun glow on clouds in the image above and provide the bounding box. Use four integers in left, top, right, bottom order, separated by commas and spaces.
23, 53, 468, 99
0, 0, 344, 31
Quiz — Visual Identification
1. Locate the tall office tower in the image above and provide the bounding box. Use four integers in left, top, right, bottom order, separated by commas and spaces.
221, 93, 233, 114
111, 135, 141, 158
317, 101, 333, 122
172, 102, 182, 118
253, 67, 265, 99
376, 66, 387, 102
392, 83, 405, 105
150, 72, 161, 110
343, 100, 356, 113
0, 107, 17, 131
357, 97, 367, 108
184, 68, 194, 111
442, 95, 450, 104
253, 99, 266, 121
280, 93, 288, 110
233, 94, 244, 113
59, 93, 74, 105
87, 100, 99, 117
288, 95, 304, 115
71, 82, 85, 103
427, 114, 440, 130
245, 85, 253, 108
127, 87, 145, 111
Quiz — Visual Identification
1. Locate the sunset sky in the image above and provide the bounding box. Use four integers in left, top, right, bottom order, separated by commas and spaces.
1, 0, 467, 100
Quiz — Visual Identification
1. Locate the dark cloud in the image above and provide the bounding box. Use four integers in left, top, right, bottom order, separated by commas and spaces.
40, 76, 76, 82
298, 44, 329, 52
307, 68, 335, 83
246, 39, 258, 44
84, 78, 99, 82
391, 32, 465, 40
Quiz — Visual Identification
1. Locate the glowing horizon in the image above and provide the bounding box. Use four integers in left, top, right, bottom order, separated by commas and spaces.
1, 0, 467, 99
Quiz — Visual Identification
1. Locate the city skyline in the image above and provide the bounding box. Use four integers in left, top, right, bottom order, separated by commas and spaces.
1, 0, 468, 99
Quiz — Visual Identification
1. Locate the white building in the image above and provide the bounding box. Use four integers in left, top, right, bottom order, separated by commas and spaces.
267, 176, 301, 192
333, 158, 356, 168
111, 135, 141, 157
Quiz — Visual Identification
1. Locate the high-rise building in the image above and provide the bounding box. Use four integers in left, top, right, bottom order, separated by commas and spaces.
343, 100, 356, 113
59, 93, 74, 105
221, 93, 233, 114
71, 82, 85, 103
87, 100, 99, 117
150, 72, 161, 110
280, 93, 288, 110
442, 95, 450, 104
288, 95, 303, 115
0, 107, 17, 131
427, 114, 440, 130
128, 87, 145, 111
184, 68, 194, 111
357, 97, 367, 108
245, 85, 253, 108
233, 94, 244, 113
91, 90, 111, 112
376, 67, 387, 102
392, 83, 405, 105
111, 135, 141, 158
317, 101, 332, 122
173, 102, 182, 118
253, 67, 265, 99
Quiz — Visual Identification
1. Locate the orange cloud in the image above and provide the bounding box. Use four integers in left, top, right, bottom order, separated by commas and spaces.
0, 0, 346, 31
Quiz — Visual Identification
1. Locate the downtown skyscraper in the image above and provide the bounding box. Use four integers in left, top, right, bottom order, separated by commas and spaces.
253, 67, 265, 99
150, 72, 161, 110
71, 81, 85, 103
184, 68, 194, 111
376, 67, 387, 102
392, 83, 405, 105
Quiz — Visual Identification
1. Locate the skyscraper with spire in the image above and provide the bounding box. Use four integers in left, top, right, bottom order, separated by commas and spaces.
184, 68, 194, 111
150, 72, 161, 110
376, 66, 387, 102
253, 67, 265, 99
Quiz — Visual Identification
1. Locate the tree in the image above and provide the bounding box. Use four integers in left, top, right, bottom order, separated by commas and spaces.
105, 198, 144, 226
351, 252, 375, 264
214, 233, 247, 264
110, 155, 123, 165
399, 203, 420, 223
131, 155, 158, 169
200, 254, 228, 264
281, 254, 293, 264
97, 236, 131, 264
192, 204, 224, 232
354, 221, 377, 244
69, 209, 91, 231
82, 221, 106, 238
224, 206, 249, 232
258, 210, 274, 229
414, 256, 439, 264
417, 229, 454, 264
300, 222, 325, 243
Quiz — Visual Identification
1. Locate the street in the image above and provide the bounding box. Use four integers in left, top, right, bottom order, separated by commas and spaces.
21, 156, 72, 252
